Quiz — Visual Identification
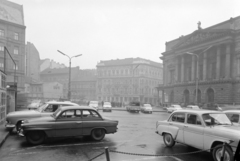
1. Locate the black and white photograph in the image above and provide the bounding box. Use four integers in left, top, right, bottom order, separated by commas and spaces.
0, 0, 240, 161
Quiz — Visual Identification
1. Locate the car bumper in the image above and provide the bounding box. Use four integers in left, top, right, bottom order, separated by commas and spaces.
5, 123, 15, 130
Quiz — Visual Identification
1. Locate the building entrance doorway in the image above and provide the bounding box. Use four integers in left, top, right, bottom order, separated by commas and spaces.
183, 89, 190, 105
206, 88, 214, 103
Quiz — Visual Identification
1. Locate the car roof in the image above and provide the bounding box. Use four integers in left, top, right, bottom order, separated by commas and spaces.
223, 110, 240, 113
173, 109, 223, 114
59, 105, 96, 111
45, 101, 78, 105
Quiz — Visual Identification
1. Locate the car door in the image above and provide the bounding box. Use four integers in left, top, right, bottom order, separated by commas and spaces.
183, 113, 204, 149
168, 112, 185, 143
81, 109, 103, 135
54, 109, 82, 137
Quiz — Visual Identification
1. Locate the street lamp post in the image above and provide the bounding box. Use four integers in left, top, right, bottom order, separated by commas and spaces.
185, 46, 212, 105
57, 50, 82, 101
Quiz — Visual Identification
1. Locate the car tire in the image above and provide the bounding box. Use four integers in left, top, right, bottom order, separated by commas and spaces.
212, 144, 233, 161
16, 121, 22, 133
163, 133, 175, 147
91, 129, 105, 141
26, 131, 45, 145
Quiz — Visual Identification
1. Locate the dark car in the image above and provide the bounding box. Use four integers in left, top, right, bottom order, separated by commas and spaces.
19, 106, 118, 145
202, 103, 222, 111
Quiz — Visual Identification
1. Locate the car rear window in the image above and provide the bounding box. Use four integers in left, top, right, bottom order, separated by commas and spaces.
171, 113, 185, 123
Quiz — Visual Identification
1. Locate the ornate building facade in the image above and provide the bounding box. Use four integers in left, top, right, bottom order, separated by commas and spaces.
96, 58, 163, 106
160, 16, 240, 105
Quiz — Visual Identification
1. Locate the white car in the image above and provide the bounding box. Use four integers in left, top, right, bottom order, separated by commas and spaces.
88, 101, 99, 111
167, 105, 182, 113
224, 110, 240, 125
140, 104, 153, 114
103, 102, 112, 112
156, 109, 240, 161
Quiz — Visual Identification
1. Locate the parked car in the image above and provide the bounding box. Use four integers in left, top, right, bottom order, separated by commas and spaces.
126, 101, 141, 113
224, 110, 240, 125
166, 104, 182, 113
186, 105, 200, 110
18, 106, 119, 145
27, 100, 43, 110
5, 101, 78, 132
140, 104, 153, 114
202, 103, 222, 111
88, 101, 99, 111
102, 102, 112, 112
156, 109, 240, 161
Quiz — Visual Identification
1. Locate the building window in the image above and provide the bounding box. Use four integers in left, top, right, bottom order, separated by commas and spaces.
13, 65, 18, 70
14, 47, 19, 54
0, 44, 3, 51
14, 33, 19, 40
0, 29, 4, 37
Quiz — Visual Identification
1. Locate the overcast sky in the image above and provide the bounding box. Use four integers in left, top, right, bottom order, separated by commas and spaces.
9, 0, 240, 69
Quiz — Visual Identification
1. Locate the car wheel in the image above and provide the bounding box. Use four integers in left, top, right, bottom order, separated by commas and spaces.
212, 144, 233, 161
163, 133, 175, 147
26, 131, 45, 145
91, 129, 105, 141
16, 121, 22, 133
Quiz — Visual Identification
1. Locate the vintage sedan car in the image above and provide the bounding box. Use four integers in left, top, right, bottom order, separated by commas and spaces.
102, 102, 112, 112
166, 104, 182, 113
5, 101, 78, 132
19, 106, 118, 145
224, 110, 240, 125
156, 109, 240, 161
140, 104, 153, 114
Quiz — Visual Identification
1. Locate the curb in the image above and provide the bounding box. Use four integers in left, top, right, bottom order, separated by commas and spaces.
0, 131, 10, 149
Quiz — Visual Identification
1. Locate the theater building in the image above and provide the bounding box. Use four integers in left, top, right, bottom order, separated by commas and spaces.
160, 16, 240, 105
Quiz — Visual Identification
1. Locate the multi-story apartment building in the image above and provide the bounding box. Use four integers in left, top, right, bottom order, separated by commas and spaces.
96, 58, 163, 106
25, 42, 40, 81
0, 0, 26, 91
40, 59, 66, 72
40, 67, 79, 99
71, 69, 97, 103
160, 16, 240, 105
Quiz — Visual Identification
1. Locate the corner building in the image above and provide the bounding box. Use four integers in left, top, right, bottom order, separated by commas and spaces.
160, 16, 240, 105
97, 58, 163, 106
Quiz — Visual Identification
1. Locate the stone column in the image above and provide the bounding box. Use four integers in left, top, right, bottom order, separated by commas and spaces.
225, 44, 231, 79
191, 55, 195, 81
181, 56, 184, 82
216, 46, 221, 79
175, 58, 179, 82
203, 52, 207, 80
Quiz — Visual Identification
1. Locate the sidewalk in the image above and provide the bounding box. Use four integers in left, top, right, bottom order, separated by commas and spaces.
0, 123, 10, 148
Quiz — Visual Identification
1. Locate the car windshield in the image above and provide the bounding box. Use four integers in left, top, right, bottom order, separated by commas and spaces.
104, 102, 111, 105
202, 113, 232, 126
52, 108, 62, 118
36, 103, 48, 112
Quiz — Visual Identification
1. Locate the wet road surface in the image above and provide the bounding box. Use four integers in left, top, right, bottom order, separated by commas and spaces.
0, 110, 214, 161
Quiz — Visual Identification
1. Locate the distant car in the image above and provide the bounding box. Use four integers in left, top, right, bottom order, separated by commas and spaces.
186, 105, 200, 110
103, 102, 112, 112
140, 104, 153, 114
224, 110, 240, 125
27, 100, 43, 110
5, 101, 78, 132
167, 105, 182, 113
126, 101, 141, 113
156, 110, 240, 161
202, 103, 222, 111
88, 101, 99, 111
18, 106, 119, 145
